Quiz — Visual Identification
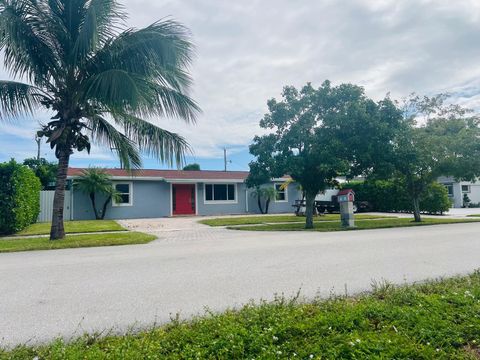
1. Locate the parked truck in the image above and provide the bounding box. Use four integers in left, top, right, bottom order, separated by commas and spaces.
293, 188, 371, 215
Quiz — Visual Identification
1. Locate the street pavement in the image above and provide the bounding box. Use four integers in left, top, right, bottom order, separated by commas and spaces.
1, 218, 479, 346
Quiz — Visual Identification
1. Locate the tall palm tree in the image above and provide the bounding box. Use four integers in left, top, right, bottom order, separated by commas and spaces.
0, 0, 200, 239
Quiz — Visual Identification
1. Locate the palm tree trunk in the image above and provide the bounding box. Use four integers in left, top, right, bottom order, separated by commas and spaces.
50, 150, 70, 240
100, 196, 112, 220
265, 198, 270, 214
257, 196, 265, 214
89, 193, 100, 220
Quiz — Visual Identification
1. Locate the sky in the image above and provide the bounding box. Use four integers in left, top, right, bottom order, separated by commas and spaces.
1, 0, 480, 171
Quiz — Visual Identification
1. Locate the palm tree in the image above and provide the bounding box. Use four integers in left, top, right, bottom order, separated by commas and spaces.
251, 187, 276, 214
0, 0, 200, 239
74, 168, 119, 220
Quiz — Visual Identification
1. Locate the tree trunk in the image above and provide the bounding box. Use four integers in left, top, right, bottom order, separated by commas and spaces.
412, 196, 422, 222
100, 196, 112, 220
265, 198, 270, 214
257, 195, 265, 214
305, 191, 316, 229
50, 150, 70, 240
89, 193, 100, 220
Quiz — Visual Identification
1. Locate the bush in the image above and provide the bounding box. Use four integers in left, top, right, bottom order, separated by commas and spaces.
0, 159, 41, 235
346, 179, 450, 214
420, 182, 451, 214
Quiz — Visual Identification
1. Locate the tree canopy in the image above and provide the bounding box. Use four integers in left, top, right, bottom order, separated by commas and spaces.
0, 0, 199, 239
23, 158, 58, 189
392, 94, 480, 221
183, 163, 201, 171
248, 81, 403, 228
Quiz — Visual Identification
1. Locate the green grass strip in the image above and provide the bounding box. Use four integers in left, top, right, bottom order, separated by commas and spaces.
15, 220, 126, 236
200, 214, 394, 227
0, 232, 156, 253
3, 272, 480, 359
227, 217, 480, 231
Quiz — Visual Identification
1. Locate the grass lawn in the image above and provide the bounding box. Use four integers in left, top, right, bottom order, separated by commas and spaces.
199, 214, 394, 227
15, 220, 125, 236
3, 273, 480, 359
467, 214, 480, 217
0, 232, 156, 253
227, 217, 480, 231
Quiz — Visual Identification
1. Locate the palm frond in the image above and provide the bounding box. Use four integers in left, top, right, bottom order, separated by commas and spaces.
112, 112, 191, 167
86, 19, 195, 91
0, 80, 45, 120
0, 0, 61, 85
87, 114, 142, 169
83, 69, 148, 109
83, 70, 200, 123
73, 0, 125, 61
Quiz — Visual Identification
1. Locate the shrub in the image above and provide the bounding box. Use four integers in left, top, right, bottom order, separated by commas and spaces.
0, 159, 41, 234
420, 182, 451, 214
346, 179, 450, 214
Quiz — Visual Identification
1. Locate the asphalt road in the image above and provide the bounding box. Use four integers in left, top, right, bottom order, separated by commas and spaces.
1, 221, 480, 346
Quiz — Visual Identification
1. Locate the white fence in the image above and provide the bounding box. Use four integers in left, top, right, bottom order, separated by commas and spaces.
38, 190, 72, 222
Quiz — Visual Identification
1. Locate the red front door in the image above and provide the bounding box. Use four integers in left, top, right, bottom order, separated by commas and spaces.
172, 184, 196, 215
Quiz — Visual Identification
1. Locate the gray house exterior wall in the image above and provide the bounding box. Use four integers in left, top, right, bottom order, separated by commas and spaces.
246, 182, 302, 214
73, 181, 171, 220
196, 182, 248, 216
72, 179, 302, 220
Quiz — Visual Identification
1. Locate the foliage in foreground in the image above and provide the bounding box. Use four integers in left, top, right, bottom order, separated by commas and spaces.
227, 217, 480, 231
3, 272, 480, 359
16, 220, 125, 236
0, 232, 154, 253
0, 160, 41, 235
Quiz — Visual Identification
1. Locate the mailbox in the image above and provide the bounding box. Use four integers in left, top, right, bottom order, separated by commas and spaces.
337, 189, 355, 203
338, 189, 355, 228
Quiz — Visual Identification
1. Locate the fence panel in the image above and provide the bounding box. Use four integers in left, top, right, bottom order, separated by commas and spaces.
38, 190, 71, 222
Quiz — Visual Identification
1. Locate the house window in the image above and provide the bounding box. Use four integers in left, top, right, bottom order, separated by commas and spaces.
462, 185, 471, 193
274, 184, 287, 202
204, 184, 236, 202
445, 184, 454, 197
112, 182, 133, 206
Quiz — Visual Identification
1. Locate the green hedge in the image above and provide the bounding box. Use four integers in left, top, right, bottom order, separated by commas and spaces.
0, 160, 41, 235
346, 179, 451, 214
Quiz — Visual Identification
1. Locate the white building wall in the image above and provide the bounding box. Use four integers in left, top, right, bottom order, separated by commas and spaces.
437, 177, 480, 208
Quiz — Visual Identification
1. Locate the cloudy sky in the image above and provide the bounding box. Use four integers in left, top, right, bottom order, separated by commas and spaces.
1, 0, 480, 170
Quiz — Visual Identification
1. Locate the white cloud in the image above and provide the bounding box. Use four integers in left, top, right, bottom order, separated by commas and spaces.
2, 0, 480, 163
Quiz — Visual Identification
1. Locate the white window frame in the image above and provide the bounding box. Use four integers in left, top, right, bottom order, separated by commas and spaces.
112, 181, 133, 207
204, 183, 237, 204
274, 183, 288, 202
461, 185, 471, 193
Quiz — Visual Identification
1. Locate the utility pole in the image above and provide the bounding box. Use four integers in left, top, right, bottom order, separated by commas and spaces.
224, 147, 227, 172
35, 134, 41, 161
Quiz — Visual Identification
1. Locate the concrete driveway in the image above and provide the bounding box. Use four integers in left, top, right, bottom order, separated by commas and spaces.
1, 217, 480, 347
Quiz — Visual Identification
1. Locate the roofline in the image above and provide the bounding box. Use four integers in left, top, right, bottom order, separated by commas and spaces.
66, 175, 247, 183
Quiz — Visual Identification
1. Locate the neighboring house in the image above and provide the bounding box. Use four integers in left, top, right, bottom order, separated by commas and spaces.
438, 176, 480, 208
67, 168, 301, 220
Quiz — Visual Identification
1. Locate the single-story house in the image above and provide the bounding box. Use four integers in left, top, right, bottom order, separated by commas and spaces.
67, 168, 302, 220
438, 176, 480, 208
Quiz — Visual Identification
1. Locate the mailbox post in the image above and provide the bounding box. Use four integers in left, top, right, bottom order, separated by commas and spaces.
337, 189, 355, 228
